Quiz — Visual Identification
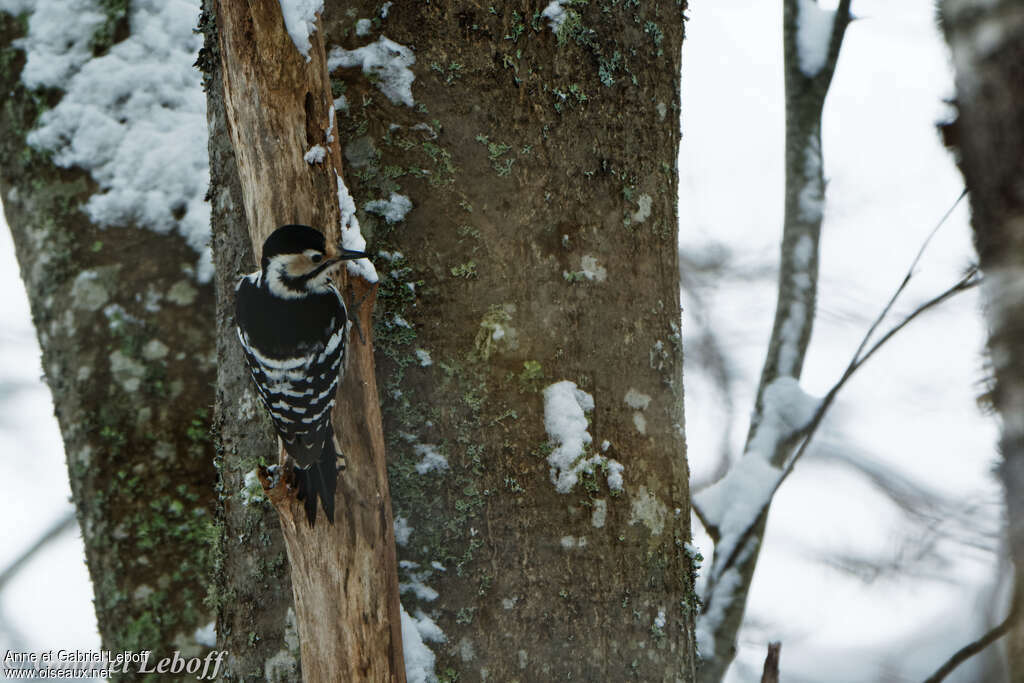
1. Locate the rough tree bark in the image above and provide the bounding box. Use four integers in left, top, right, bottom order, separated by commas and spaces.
208, 1, 404, 680
332, 2, 695, 681
940, 0, 1024, 676
5, 0, 696, 679
205, 0, 696, 680
0, 5, 217, 668
200, 3, 302, 676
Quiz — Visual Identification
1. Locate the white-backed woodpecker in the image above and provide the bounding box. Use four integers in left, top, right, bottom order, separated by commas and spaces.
235, 224, 367, 526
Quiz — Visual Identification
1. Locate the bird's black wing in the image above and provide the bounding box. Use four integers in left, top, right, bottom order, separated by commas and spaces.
235, 274, 347, 468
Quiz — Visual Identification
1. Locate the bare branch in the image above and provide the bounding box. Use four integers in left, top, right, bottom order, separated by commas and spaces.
782, 266, 980, 480
848, 189, 968, 368
820, 0, 853, 88
0, 511, 77, 592
698, 190, 979, 679
761, 641, 781, 683
716, 267, 981, 576
922, 594, 1019, 683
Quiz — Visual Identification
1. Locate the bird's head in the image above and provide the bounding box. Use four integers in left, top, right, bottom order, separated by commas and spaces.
260, 224, 367, 298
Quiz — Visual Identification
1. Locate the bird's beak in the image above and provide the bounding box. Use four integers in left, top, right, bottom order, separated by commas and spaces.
338, 248, 368, 261
325, 241, 367, 261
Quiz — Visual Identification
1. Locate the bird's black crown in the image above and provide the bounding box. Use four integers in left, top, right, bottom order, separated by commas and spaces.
261, 224, 326, 268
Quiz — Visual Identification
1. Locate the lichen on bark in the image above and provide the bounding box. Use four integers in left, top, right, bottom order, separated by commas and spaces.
0, 8, 218, 669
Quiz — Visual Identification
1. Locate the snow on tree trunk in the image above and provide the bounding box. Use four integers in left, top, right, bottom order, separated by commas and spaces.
206, 0, 405, 680
325, 2, 695, 680
0, 1, 218, 666
205, 0, 696, 679
694, 1, 850, 680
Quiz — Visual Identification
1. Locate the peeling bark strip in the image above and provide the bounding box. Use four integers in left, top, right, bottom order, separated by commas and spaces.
211, 1, 404, 681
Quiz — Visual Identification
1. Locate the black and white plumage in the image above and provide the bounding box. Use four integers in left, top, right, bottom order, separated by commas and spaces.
235, 224, 367, 526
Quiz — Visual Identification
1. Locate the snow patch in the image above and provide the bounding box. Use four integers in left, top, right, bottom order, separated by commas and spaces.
796, 0, 835, 77
304, 144, 327, 164
695, 457, 781, 575
355, 18, 372, 36
696, 553, 749, 658
580, 255, 607, 282
401, 605, 440, 683
15, 0, 106, 86
240, 468, 266, 505
797, 136, 824, 222
413, 444, 448, 475
415, 349, 433, 367
365, 192, 413, 223
193, 621, 216, 647
543, 381, 625, 493
695, 377, 819, 574
20, 0, 213, 281
335, 172, 379, 282
777, 234, 816, 375
752, 376, 820, 450
400, 565, 439, 602
543, 381, 594, 493
394, 516, 412, 546
606, 460, 624, 491
328, 36, 416, 107
542, 0, 570, 32
277, 0, 323, 61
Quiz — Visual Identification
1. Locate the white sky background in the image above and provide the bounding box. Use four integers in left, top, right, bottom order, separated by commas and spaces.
681, 0, 1004, 681
0, 0, 1008, 680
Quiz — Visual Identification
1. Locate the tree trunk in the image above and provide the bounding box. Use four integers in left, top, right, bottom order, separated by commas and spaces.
0, 5, 217, 668
940, 0, 1024, 675
5, 0, 697, 678
695, 2, 850, 679
200, 4, 302, 677
326, 2, 695, 680
206, 1, 405, 680
204, 0, 696, 679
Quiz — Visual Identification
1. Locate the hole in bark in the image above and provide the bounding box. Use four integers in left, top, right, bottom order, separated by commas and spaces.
304, 91, 318, 147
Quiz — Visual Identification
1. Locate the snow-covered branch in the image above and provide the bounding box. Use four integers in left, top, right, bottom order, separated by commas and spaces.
693, 377, 818, 575
695, 261, 978, 677
694, 13, 971, 661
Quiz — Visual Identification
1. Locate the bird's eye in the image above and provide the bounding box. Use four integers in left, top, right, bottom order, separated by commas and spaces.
311, 254, 323, 263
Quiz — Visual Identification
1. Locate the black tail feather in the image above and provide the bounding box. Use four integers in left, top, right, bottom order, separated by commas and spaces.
293, 440, 339, 527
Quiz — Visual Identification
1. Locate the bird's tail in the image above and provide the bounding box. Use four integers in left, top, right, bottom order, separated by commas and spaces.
293, 439, 339, 527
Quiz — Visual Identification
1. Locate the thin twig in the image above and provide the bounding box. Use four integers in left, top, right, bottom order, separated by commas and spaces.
922, 595, 1019, 683
783, 266, 980, 479
714, 268, 980, 584
0, 511, 78, 592
709, 190, 978, 579
849, 189, 967, 369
